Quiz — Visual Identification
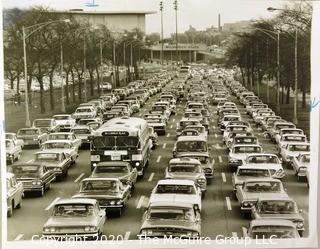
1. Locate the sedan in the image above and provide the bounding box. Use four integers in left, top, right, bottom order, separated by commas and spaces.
292, 153, 310, 181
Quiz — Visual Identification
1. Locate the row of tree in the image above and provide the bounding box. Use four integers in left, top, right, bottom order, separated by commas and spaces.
225, 2, 311, 108
4, 7, 146, 113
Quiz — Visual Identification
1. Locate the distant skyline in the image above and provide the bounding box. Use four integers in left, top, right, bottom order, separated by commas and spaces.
3, 0, 294, 36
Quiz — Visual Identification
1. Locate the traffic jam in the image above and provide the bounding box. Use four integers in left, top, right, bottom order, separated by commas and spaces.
6, 65, 309, 241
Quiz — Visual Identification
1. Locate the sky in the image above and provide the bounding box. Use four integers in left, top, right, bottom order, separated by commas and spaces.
3, 0, 293, 36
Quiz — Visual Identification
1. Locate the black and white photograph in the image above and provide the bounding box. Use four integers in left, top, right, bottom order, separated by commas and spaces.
0, 0, 319, 248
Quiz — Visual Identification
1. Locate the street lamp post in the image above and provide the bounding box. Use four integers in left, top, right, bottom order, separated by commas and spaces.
174, 0, 178, 62
99, 38, 103, 95
60, 41, 66, 113
160, 1, 164, 64
83, 32, 87, 102
22, 19, 70, 126
293, 28, 298, 124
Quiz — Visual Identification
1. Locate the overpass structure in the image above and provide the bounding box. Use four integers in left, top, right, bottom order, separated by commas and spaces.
146, 43, 225, 63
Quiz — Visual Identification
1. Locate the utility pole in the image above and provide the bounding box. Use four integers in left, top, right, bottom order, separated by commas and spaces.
276, 31, 280, 114
293, 28, 298, 125
174, 0, 178, 62
83, 33, 87, 102
60, 41, 66, 112
160, 1, 164, 64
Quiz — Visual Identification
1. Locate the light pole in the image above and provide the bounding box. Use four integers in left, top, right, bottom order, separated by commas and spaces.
60, 41, 66, 113
99, 38, 103, 95
160, 1, 164, 64
22, 19, 70, 126
173, 0, 178, 62
83, 32, 87, 102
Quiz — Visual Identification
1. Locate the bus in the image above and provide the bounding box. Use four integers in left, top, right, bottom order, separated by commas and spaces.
179, 65, 191, 74
90, 116, 152, 176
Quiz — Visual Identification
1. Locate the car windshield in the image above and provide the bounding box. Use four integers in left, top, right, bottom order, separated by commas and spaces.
288, 145, 309, 152
282, 130, 302, 135
182, 130, 199, 136
43, 143, 71, 149
36, 153, 60, 162
94, 165, 129, 174
54, 116, 69, 120
247, 156, 278, 164
53, 204, 95, 217
147, 118, 162, 123
5, 134, 14, 139
92, 136, 139, 149
276, 124, 295, 130
169, 164, 201, 173
251, 226, 297, 239
80, 180, 119, 193
237, 169, 270, 177
176, 141, 207, 152
153, 106, 166, 111
11, 165, 41, 177
234, 146, 261, 153
78, 120, 93, 125
245, 181, 281, 192
225, 117, 239, 121
155, 184, 196, 194
180, 121, 199, 128
18, 129, 39, 135
258, 201, 298, 214
76, 108, 92, 113
148, 207, 194, 221
6, 140, 13, 148
185, 113, 202, 118
72, 129, 90, 134
235, 138, 256, 144
49, 134, 71, 140
33, 120, 51, 127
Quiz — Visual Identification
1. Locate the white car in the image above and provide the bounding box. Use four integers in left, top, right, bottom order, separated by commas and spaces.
242, 154, 285, 179
277, 134, 307, 152
53, 114, 76, 131
47, 132, 82, 150
228, 144, 262, 168
275, 128, 304, 145
280, 143, 310, 166
73, 106, 96, 121
149, 179, 202, 210
292, 153, 310, 181
5, 133, 24, 148
41, 140, 79, 163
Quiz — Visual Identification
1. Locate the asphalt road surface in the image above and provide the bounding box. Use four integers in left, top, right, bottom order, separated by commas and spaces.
7, 79, 309, 241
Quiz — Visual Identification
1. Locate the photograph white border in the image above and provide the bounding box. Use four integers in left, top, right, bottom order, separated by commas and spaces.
0, 1, 319, 249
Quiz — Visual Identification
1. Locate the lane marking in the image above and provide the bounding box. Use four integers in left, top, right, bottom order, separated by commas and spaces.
212, 125, 216, 129
162, 143, 167, 149
242, 227, 247, 236
170, 125, 173, 129
136, 196, 145, 209
148, 172, 155, 182
26, 159, 33, 163
14, 234, 24, 241
74, 173, 85, 183
214, 134, 218, 138
172, 119, 175, 122
45, 197, 61, 211
166, 133, 171, 138
221, 172, 226, 183
226, 196, 232, 210
124, 231, 131, 240
156, 155, 162, 163
218, 156, 223, 163
232, 232, 238, 238
211, 159, 215, 165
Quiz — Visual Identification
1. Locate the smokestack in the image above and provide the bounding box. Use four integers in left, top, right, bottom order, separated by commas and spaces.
218, 13, 221, 32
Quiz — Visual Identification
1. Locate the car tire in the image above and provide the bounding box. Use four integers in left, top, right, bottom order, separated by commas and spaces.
201, 192, 206, 199
17, 153, 21, 161
131, 184, 135, 191
118, 208, 122, 217
46, 182, 51, 190
7, 205, 13, 217
39, 186, 44, 197
10, 157, 14, 165
16, 200, 21, 209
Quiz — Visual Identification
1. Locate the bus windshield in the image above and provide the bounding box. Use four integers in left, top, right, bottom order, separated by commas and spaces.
92, 136, 139, 149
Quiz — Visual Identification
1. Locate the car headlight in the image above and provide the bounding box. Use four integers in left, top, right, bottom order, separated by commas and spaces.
192, 232, 199, 237
43, 227, 56, 233
84, 226, 97, 232
135, 162, 140, 166
116, 200, 123, 205
197, 178, 206, 183
299, 167, 307, 172
54, 167, 61, 171
242, 201, 254, 207
32, 180, 42, 185
110, 201, 115, 205
296, 222, 304, 229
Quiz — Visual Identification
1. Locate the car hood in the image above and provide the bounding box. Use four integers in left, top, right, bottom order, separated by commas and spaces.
149, 194, 200, 206
166, 172, 201, 180
177, 152, 209, 158
254, 213, 303, 222
243, 163, 282, 169
91, 172, 130, 180
44, 216, 97, 227
141, 219, 199, 231
73, 192, 122, 199
243, 192, 288, 200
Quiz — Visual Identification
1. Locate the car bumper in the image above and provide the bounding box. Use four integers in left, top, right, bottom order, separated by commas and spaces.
228, 161, 243, 167
42, 233, 99, 240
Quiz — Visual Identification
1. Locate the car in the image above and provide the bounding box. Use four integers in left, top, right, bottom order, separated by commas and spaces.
228, 135, 258, 149
242, 154, 285, 179
277, 134, 308, 152
180, 129, 201, 137
70, 126, 93, 146
33, 151, 72, 180
72, 178, 131, 216
275, 128, 305, 145
5, 139, 22, 165
42, 198, 106, 239
232, 166, 272, 191
103, 110, 124, 122
16, 127, 48, 147
148, 126, 159, 150
47, 132, 82, 150
223, 125, 249, 142
165, 158, 207, 192
184, 125, 208, 140
41, 140, 79, 163
280, 142, 310, 166
32, 118, 59, 133
176, 118, 201, 137
145, 116, 166, 135
91, 161, 138, 189
5, 133, 24, 148
6, 173, 23, 217
150, 179, 202, 209
173, 135, 214, 183
53, 114, 76, 131
251, 197, 304, 235
72, 106, 97, 121
9, 163, 56, 196
235, 178, 288, 211
228, 144, 262, 168
292, 153, 310, 181
270, 122, 296, 142
243, 219, 300, 239
219, 115, 241, 131
138, 201, 201, 239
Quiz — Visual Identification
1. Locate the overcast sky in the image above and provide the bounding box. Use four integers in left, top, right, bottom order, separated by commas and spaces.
3, 0, 291, 36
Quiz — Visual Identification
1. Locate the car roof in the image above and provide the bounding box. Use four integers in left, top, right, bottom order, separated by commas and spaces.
257, 196, 294, 202
42, 140, 72, 144
96, 161, 130, 166
55, 198, 97, 206
233, 144, 261, 148
169, 157, 201, 165
177, 135, 207, 142
81, 177, 120, 182
35, 150, 65, 154
149, 201, 194, 208
157, 179, 195, 185
246, 153, 278, 157
238, 166, 270, 170
250, 219, 295, 227
244, 177, 280, 183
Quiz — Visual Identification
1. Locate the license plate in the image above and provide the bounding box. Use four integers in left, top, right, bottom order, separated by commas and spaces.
111, 155, 121, 161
